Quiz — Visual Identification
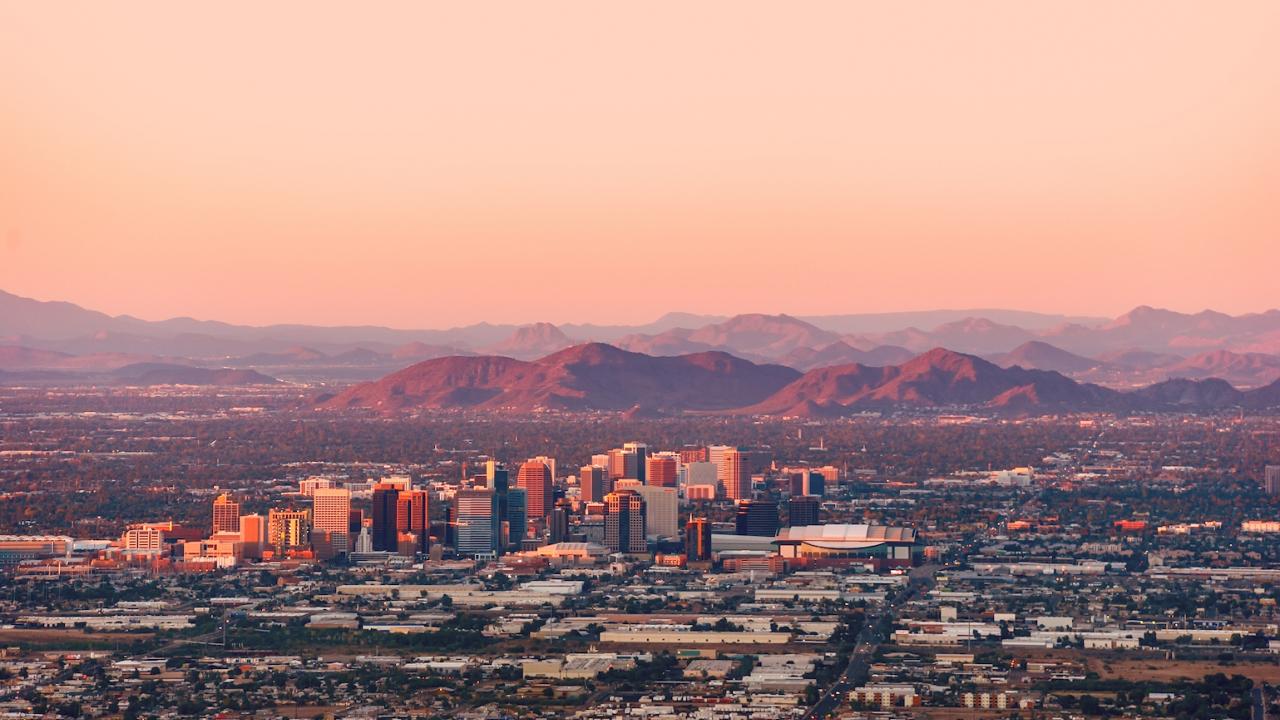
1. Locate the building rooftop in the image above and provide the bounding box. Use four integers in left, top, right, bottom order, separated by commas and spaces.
775, 524, 916, 544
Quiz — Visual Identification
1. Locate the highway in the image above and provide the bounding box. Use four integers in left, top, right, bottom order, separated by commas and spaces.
802, 564, 938, 720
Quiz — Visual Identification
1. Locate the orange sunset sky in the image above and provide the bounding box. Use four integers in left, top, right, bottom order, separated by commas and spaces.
2, 2, 1278, 328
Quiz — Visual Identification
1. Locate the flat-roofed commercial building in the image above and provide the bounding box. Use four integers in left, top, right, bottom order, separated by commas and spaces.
599, 629, 791, 645
0, 535, 73, 565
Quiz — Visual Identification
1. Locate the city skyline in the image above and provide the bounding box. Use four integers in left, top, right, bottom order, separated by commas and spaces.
3, 4, 1279, 718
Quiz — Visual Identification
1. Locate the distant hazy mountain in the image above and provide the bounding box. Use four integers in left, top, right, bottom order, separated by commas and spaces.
617, 314, 840, 361
1097, 348, 1185, 370
1044, 306, 1280, 355
0, 345, 73, 368
1162, 350, 1280, 388
797, 309, 1109, 334
112, 363, 278, 386
988, 341, 1105, 374
485, 323, 576, 359
389, 342, 472, 361
779, 342, 915, 371
1127, 377, 1247, 409
231, 346, 328, 365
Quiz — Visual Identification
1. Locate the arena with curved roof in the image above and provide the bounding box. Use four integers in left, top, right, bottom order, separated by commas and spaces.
773, 524, 919, 569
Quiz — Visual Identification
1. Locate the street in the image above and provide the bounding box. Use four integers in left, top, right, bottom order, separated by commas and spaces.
802, 564, 938, 720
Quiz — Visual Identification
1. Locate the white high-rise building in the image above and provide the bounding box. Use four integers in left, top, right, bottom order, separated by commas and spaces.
454, 488, 499, 557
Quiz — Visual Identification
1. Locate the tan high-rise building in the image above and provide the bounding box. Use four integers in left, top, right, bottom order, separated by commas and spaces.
517, 460, 553, 520
267, 508, 311, 554
635, 485, 678, 538
312, 488, 352, 555
719, 448, 751, 500
212, 493, 241, 534
121, 527, 164, 556
607, 445, 644, 481
580, 464, 607, 504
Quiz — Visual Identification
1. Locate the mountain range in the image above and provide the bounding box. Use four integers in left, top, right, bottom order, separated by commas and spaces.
319, 343, 800, 413
5, 289, 1280, 393
320, 344, 1280, 416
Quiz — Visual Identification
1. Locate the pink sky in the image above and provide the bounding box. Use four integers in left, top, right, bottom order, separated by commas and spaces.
2, 2, 1278, 327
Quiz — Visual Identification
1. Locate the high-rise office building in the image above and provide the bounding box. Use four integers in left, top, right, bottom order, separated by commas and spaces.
788, 472, 805, 497
736, 499, 780, 537
607, 443, 647, 482
396, 489, 430, 554
371, 482, 400, 552
488, 463, 509, 517
267, 508, 311, 554
486, 463, 511, 548
580, 464, 607, 504
529, 455, 557, 483
685, 461, 718, 490
240, 514, 266, 560
789, 470, 825, 497
212, 493, 240, 534
548, 504, 570, 544
506, 487, 528, 549
453, 488, 499, 557
623, 442, 648, 483
606, 448, 634, 481
816, 465, 841, 487
312, 488, 352, 555
1266, 466, 1280, 495
486, 460, 507, 489
381, 475, 413, 491
679, 446, 708, 464
517, 460, 553, 521
708, 444, 734, 470
298, 476, 336, 496
719, 448, 751, 500
607, 449, 624, 480
685, 516, 712, 561
604, 489, 647, 554
635, 485, 679, 539
789, 496, 820, 527
121, 527, 164, 556
646, 454, 678, 488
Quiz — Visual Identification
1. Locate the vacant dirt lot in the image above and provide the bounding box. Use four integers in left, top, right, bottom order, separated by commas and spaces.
0, 627, 153, 646
1091, 657, 1280, 685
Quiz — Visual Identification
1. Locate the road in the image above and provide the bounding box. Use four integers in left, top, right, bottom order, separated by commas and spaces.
801, 564, 939, 720
1254, 686, 1266, 720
